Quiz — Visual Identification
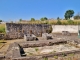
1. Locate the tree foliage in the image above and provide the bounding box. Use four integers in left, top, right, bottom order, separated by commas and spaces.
0, 20, 2, 22
74, 13, 80, 19
44, 17, 48, 20
57, 17, 60, 20
40, 17, 48, 21
64, 10, 74, 20
19, 19, 22, 22
31, 18, 35, 21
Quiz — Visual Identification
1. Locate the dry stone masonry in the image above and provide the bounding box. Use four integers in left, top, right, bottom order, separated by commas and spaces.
42, 33, 53, 40
6, 23, 51, 39
24, 34, 38, 41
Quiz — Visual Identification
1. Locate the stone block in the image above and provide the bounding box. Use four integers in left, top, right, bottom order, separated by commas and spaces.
42, 33, 52, 40
24, 34, 38, 41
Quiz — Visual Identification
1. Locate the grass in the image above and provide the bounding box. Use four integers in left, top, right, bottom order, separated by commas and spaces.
0, 40, 7, 43
35, 47, 39, 51
0, 24, 5, 33
19, 20, 80, 25
69, 53, 74, 56
0, 40, 6, 49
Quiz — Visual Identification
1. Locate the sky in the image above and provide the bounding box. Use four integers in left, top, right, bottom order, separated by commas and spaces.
0, 0, 80, 22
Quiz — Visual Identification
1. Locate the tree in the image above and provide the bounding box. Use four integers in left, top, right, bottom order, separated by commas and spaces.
57, 17, 60, 20
40, 18, 44, 21
74, 12, 80, 19
44, 17, 48, 20
40, 17, 48, 21
31, 18, 35, 21
0, 20, 2, 22
19, 19, 22, 22
64, 10, 74, 20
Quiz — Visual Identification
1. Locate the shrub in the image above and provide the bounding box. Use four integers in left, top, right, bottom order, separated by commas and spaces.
47, 26, 52, 33
31, 18, 35, 21
78, 22, 80, 25
62, 22, 68, 25
67, 20, 74, 25
0, 24, 5, 33
56, 20, 62, 25
74, 21, 78, 25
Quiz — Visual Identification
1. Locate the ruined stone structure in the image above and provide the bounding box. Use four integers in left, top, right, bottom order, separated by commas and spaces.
3, 40, 80, 60
24, 34, 38, 41
42, 33, 52, 40
6, 23, 51, 39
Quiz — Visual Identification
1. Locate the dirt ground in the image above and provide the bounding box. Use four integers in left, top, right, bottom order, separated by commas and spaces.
0, 39, 24, 54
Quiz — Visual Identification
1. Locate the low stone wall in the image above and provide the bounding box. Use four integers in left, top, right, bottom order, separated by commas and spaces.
12, 50, 80, 60
52, 25, 78, 33
20, 40, 67, 48
5, 41, 80, 60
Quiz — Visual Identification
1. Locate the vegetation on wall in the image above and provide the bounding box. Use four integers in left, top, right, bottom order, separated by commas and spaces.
0, 24, 5, 33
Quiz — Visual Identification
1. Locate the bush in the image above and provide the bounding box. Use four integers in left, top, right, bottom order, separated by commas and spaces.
31, 18, 35, 21
67, 20, 74, 25
74, 21, 78, 25
0, 28, 5, 33
0, 24, 5, 33
78, 22, 80, 25
62, 22, 68, 25
56, 20, 62, 25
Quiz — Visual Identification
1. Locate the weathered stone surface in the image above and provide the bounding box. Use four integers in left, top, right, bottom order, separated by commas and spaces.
62, 31, 71, 36
24, 34, 38, 41
6, 23, 51, 39
0, 54, 5, 60
5, 42, 21, 59
42, 33, 52, 40
12, 56, 42, 60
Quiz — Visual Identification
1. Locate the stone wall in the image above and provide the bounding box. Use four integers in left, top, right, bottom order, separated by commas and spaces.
6, 23, 51, 39
0, 33, 5, 40
52, 25, 78, 33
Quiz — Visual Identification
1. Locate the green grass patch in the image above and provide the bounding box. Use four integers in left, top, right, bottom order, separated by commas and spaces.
35, 47, 39, 51
0, 24, 5, 33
